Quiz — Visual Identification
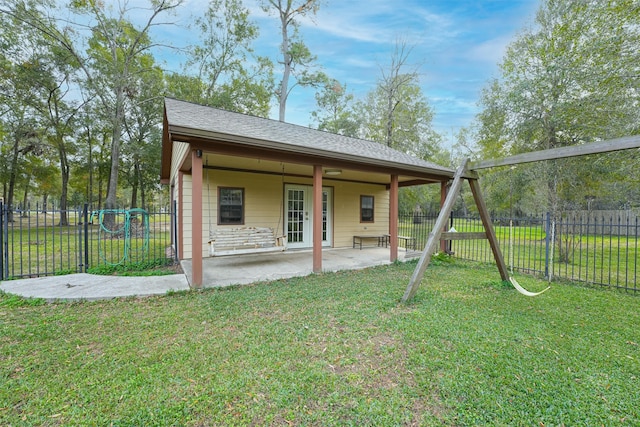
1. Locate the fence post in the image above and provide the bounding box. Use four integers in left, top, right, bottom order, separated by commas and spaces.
1, 201, 8, 280
0, 201, 4, 281
448, 210, 454, 254
77, 206, 83, 273
83, 204, 89, 272
544, 211, 550, 278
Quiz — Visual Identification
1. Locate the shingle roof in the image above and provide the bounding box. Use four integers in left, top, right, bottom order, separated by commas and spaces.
163, 98, 454, 179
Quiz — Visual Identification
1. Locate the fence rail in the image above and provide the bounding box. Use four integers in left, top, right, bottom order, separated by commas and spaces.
401, 211, 639, 293
0, 202, 177, 280
2, 202, 638, 292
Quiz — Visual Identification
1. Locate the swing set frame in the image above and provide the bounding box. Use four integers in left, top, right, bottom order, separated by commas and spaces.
402, 134, 640, 302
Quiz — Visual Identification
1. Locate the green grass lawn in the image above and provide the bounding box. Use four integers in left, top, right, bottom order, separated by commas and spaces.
1, 259, 639, 426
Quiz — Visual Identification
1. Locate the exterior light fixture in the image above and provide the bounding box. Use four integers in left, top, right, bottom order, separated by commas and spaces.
324, 169, 342, 176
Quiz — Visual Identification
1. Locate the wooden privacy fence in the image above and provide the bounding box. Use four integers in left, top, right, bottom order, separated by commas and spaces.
561, 210, 639, 236
400, 210, 640, 293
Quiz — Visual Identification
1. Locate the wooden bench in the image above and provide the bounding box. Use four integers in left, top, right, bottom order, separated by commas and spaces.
353, 235, 389, 249
209, 227, 286, 256
384, 234, 417, 251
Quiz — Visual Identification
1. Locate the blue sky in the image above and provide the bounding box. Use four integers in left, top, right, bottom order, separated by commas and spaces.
159, 0, 540, 144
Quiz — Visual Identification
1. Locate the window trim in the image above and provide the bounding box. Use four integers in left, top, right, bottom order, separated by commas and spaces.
360, 195, 374, 223
218, 187, 245, 225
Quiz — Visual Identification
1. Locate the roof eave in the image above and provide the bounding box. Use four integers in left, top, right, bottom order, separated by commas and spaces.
167, 125, 455, 179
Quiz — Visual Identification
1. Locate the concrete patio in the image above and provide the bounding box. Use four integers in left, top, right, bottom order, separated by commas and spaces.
181, 247, 418, 288
0, 247, 419, 301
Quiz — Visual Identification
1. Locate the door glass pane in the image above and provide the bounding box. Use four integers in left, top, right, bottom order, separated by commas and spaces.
287, 189, 304, 243
322, 191, 328, 241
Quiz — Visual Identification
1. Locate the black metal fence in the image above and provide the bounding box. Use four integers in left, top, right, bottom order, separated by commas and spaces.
401, 211, 640, 293
0, 202, 177, 280
3, 201, 638, 292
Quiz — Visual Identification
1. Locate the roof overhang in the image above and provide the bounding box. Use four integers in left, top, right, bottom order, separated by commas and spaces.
161, 99, 455, 185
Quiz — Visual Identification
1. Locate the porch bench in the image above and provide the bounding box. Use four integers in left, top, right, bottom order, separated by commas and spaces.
209, 227, 286, 257
353, 235, 389, 249
384, 234, 417, 251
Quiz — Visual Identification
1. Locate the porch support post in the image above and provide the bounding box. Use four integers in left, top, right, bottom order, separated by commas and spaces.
440, 181, 448, 252
312, 165, 323, 273
389, 174, 399, 262
191, 149, 203, 288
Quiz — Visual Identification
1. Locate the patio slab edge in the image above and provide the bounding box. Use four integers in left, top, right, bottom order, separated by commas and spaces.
0, 273, 190, 302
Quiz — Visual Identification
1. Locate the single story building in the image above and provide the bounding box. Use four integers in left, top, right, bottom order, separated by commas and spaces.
161, 98, 455, 287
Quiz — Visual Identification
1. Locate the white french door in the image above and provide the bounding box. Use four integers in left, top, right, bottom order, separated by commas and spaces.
285, 184, 332, 249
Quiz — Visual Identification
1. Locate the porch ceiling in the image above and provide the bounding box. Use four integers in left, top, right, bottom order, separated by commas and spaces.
198, 153, 433, 186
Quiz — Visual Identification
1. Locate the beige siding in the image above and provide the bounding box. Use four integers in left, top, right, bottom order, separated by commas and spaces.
169, 142, 191, 258
205, 170, 285, 230
180, 169, 392, 258
182, 170, 287, 259
170, 141, 189, 183
330, 180, 389, 248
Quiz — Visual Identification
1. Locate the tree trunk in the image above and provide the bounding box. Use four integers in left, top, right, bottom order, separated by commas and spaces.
6, 137, 21, 223
278, 7, 291, 122
97, 176, 103, 209
87, 127, 94, 205
58, 139, 70, 226
104, 96, 123, 211
59, 167, 69, 225
386, 95, 394, 147
21, 184, 29, 217
130, 178, 138, 209
137, 161, 145, 210
103, 85, 126, 229
140, 171, 146, 210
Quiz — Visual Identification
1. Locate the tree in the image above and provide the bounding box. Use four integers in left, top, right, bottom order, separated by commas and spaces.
185, 0, 274, 116
0, 4, 49, 220
1, 0, 184, 213
1, 1, 87, 225
310, 79, 360, 137
260, 0, 326, 121
0, 115, 42, 222
122, 62, 165, 209
476, 0, 640, 214
359, 40, 442, 160
78, 0, 183, 212
355, 40, 443, 214
32, 44, 86, 224
40, 76, 80, 225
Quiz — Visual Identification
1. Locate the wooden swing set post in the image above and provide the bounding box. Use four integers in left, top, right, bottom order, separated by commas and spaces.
404, 160, 470, 301
468, 177, 509, 281
402, 159, 508, 302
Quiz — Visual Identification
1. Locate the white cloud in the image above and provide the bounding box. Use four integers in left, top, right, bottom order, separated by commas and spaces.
468, 36, 510, 66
